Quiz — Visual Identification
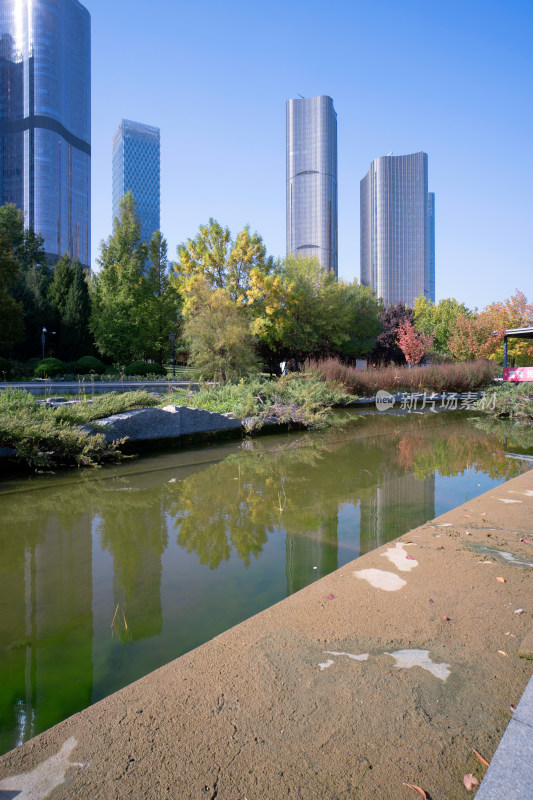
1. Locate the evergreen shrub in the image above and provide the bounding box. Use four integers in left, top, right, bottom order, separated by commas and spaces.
34, 358, 66, 378
75, 356, 106, 375
124, 360, 167, 377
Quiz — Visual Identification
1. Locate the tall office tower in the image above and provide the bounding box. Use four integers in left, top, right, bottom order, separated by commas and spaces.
0, 0, 91, 270
112, 119, 160, 245
427, 192, 435, 303
360, 152, 435, 306
286, 95, 338, 276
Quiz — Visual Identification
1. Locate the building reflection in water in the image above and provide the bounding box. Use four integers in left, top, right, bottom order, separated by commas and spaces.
0, 512, 93, 755
286, 514, 339, 595
359, 471, 435, 555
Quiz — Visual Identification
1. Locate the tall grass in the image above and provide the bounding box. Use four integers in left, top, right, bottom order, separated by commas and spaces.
308, 358, 498, 396
478, 382, 533, 422
0, 388, 158, 468
166, 374, 352, 429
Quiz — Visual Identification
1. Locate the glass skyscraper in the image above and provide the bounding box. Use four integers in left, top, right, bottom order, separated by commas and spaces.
112, 119, 160, 245
0, 0, 91, 270
286, 95, 337, 276
360, 152, 435, 307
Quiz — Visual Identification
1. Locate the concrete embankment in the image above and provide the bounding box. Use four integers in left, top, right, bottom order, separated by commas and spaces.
0, 471, 532, 799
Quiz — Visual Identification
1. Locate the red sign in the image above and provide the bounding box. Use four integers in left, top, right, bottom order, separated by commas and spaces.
503, 367, 533, 382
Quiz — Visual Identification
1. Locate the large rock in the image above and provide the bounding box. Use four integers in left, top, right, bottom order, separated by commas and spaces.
86, 405, 242, 442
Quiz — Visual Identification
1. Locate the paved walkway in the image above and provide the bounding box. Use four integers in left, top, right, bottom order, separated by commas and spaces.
0, 380, 194, 395
0, 470, 532, 799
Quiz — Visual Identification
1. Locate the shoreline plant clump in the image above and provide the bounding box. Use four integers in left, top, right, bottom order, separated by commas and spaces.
0, 389, 160, 469
166, 373, 352, 431
308, 358, 498, 396
475, 382, 533, 423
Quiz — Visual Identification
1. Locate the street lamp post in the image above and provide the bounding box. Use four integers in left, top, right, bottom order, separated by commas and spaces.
168, 333, 176, 378
41, 327, 56, 360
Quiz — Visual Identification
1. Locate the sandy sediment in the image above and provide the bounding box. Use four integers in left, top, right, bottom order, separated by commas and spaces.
0, 470, 532, 800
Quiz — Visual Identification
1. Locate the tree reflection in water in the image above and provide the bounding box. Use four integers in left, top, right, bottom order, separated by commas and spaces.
0, 411, 531, 755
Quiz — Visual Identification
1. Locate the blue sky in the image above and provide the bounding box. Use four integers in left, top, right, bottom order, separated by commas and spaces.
88, 0, 532, 310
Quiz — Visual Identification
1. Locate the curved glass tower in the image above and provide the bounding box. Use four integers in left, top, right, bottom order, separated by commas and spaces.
360, 152, 435, 307
0, 0, 91, 269
286, 95, 337, 276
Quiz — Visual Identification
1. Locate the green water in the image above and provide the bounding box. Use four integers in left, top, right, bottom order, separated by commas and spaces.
0, 411, 531, 755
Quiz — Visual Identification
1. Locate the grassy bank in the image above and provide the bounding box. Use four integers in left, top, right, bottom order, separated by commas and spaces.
0, 389, 161, 469
0, 376, 350, 469
476, 382, 533, 422
308, 358, 498, 395
166, 374, 352, 431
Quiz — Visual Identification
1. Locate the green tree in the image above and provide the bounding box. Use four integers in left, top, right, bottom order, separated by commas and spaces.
0, 203, 53, 358
413, 296, 472, 355
0, 229, 24, 352
248, 255, 333, 363
174, 218, 274, 307
48, 255, 92, 360
183, 279, 259, 381
336, 281, 383, 358
249, 256, 382, 364
145, 230, 181, 364
90, 193, 150, 364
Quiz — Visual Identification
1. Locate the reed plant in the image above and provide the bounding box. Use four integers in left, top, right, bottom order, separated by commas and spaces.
307, 358, 498, 396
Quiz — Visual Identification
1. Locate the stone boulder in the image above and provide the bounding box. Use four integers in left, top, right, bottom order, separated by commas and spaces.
85, 405, 242, 443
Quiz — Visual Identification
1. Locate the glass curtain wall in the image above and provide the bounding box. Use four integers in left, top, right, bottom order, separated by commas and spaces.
0, 0, 91, 270
360, 152, 435, 307
112, 119, 160, 246
286, 95, 338, 276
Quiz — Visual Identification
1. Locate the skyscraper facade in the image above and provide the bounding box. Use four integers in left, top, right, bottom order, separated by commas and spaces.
112, 119, 160, 245
286, 95, 337, 276
360, 152, 435, 307
0, 0, 91, 269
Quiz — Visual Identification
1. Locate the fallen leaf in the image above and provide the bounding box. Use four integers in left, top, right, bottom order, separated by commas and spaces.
519, 538, 531, 545
464, 514, 472, 518
510, 704, 517, 713
327, 593, 335, 600
402, 784, 427, 798
406, 554, 415, 560
465, 531, 471, 535
498, 650, 509, 657
482, 560, 493, 564
437, 545, 444, 550
429, 598, 434, 604
472, 748, 490, 767
443, 615, 450, 621
496, 577, 506, 583
463, 774, 479, 791
514, 608, 524, 615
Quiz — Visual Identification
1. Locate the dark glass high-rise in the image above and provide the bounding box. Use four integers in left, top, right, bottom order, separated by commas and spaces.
112, 119, 160, 246
0, 0, 91, 270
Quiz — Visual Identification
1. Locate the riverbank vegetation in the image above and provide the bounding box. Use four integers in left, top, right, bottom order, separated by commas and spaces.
308, 358, 498, 395
1, 197, 532, 381
167, 374, 352, 431
475, 383, 533, 423
0, 389, 160, 468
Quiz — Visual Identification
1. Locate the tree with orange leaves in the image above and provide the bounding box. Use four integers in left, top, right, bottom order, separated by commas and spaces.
447, 312, 502, 362
482, 289, 533, 366
396, 320, 434, 366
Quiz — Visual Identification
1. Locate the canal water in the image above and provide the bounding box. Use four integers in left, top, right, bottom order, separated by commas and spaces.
0, 410, 531, 755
